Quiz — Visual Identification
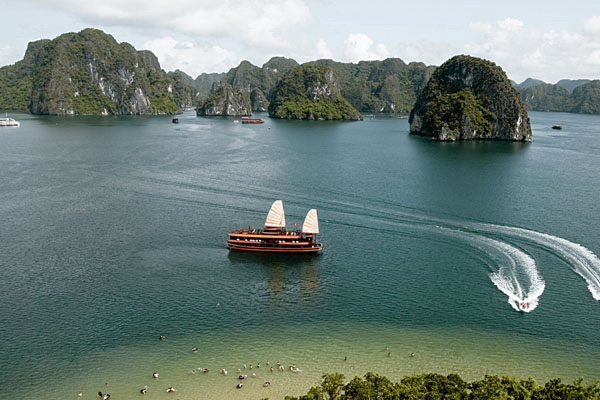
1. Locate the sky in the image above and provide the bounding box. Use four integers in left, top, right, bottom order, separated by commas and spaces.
1, 0, 600, 83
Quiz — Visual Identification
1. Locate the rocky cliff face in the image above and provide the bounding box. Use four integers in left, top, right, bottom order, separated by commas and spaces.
250, 88, 269, 112
196, 83, 251, 116
268, 64, 362, 120
0, 28, 179, 115
313, 58, 435, 113
409, 55, 531, 141
222, 57, 298, 112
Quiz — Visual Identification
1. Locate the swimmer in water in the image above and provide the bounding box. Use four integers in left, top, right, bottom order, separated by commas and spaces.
263, 381, 271, 387
140, 388, 148, 394
152, 372, 159, 379
236, 382, 244, 389
166, 387, 175, 393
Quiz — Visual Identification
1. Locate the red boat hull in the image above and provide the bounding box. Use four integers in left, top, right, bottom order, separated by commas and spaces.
227, 242, 323, 253
227, 229, 322, 253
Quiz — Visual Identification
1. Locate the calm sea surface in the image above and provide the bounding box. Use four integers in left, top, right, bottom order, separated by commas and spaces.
1, 111, 599, 399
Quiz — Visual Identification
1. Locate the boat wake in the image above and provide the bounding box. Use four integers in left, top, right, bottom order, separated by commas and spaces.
437, 227, 545, 312
121, 169, 600, 309
474, 224, 600, 301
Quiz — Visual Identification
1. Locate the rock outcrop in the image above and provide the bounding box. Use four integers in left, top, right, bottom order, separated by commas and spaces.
313, 58, 435, 114
409, 55, 531, 141
268, 64, 362, 120
0, 28, 180, 115
196, 83, 251, 116
250, 88, 269, 112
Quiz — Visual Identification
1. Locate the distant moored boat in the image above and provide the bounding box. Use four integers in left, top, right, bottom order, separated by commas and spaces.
551, 125, 562, 130
241, 117, 264, 124
0, 114, 20, 127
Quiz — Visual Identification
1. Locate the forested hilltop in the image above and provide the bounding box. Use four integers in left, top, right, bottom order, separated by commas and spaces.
268, 64, 362, 120
410, 55, 531, 141
515, 78, 600, 114
197, 57, 434, 116
286, 372, 600, 400
2, 28, 599, 116
0, 28, 181, 115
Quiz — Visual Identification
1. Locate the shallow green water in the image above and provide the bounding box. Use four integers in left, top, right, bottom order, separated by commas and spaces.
1, 111, 599, 399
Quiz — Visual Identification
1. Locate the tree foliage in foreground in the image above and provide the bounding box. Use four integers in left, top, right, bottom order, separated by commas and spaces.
283, 372, 600, 400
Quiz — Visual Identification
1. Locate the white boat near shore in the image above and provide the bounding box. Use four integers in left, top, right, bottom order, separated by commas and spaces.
0, 115, 20, 127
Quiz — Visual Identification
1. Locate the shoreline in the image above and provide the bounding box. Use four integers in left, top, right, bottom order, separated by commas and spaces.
7, 322, 599, 400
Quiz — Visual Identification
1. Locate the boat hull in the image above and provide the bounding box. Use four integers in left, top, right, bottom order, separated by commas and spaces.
227, 242, 323, 253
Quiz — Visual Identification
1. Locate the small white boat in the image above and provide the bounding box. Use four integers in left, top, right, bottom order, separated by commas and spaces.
0, 115, 20, 127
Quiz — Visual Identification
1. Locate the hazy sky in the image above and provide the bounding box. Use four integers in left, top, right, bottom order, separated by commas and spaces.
1, 0, 600, 82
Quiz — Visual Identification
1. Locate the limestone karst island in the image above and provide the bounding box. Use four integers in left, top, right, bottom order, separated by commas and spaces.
0, 27, 599, 139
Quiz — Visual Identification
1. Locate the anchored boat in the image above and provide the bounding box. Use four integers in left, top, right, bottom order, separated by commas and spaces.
241, 117, 264, 124
227, 200, 323, 253
0, 114, 20, 127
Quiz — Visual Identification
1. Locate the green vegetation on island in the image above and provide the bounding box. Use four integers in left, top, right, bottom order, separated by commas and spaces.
0, 28, 180, 115
268, 64, 362, 120
199, 57, 433, 116
4, 28, 600, 117
284, 372, 600, 400
312, 58, 434, 114
410, 55, 531, 141
516, 78, 600, 114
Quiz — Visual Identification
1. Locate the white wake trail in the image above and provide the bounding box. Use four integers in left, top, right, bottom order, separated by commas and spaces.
477, 224, 600, 301
437, 227, 545, 312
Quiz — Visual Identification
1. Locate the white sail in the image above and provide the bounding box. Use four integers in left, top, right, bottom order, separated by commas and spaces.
302, 209, 319, 234
264, 200, 286, 228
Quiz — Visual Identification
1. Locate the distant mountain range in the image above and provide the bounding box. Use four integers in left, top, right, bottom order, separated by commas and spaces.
0, 28, 598, 116
512, 78, 600, 113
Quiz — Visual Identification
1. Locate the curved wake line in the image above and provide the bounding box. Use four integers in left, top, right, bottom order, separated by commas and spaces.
130, 170, 598, 304
472, 224, 600, 301
437, 226, 545, 312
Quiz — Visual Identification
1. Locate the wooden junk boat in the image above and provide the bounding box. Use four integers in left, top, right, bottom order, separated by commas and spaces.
227, 200, 323, 253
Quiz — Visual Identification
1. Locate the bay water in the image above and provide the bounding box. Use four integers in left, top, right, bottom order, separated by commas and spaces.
1, 111, 599, 399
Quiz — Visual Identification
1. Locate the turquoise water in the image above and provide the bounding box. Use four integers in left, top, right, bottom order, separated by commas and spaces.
1, 111, 599, 399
